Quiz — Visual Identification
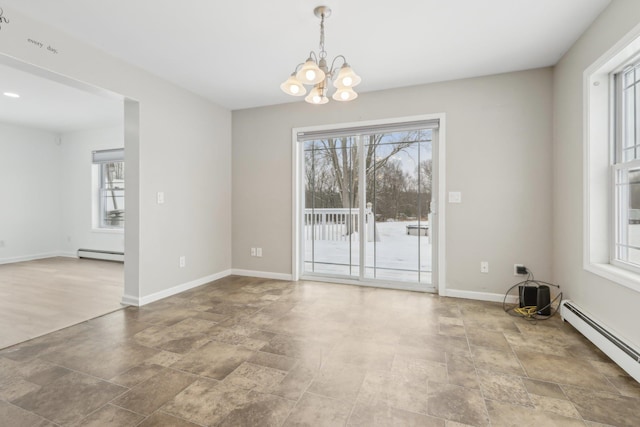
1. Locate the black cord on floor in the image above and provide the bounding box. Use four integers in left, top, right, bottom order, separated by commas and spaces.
503, 269, 562, 322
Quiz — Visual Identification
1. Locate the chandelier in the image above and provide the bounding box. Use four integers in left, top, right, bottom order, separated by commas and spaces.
280, 6, 361, 104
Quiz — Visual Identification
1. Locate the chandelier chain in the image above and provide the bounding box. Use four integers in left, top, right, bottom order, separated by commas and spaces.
319, 13, 327, 59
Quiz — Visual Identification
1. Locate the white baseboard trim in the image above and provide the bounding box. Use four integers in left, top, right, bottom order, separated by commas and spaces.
231, 269, 293, 281
0, 251, 75, 265
122, 269, 233, 307
120, 270, 517, 307
121, 294, 139, 306
57, 251, 79, 258
445, 288, 516, 304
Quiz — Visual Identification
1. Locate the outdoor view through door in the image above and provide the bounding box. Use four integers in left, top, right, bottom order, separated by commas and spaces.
300, 119, 438, 289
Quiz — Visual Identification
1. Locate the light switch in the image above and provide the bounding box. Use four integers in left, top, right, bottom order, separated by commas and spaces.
448, 191, 462, 203
157, 192, 165, 204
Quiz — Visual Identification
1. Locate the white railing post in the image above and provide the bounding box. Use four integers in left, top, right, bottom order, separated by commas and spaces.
304, 208, 369, 242
366, 202, 374, 242
322, 212, 327, 240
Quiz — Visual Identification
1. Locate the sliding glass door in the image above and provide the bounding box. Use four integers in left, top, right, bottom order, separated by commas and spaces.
299, 119, 438, 290
303, 136, 360, 277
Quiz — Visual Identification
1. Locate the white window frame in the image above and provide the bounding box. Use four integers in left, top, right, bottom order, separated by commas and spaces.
611, 65, 640, 274
291, 114, 447, 296
584, 23, 640, 293
92, 148, 125, 231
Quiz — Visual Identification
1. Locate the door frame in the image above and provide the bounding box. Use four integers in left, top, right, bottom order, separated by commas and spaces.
291, 114, 446, 295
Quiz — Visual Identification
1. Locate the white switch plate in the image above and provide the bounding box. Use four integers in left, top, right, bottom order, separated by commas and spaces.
480, 261, 489, 273
250, 248, 256, 256
157, 192, 165, 204
256, 248, 262, 257
179, 256, 186, 267
448, 191, 462, 203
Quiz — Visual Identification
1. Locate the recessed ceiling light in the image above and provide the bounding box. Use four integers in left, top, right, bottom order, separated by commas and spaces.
3, 92, 20, 98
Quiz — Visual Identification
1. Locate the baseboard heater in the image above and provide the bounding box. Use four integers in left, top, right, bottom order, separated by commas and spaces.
560, 300, 640, 382
77, 249, 124, 263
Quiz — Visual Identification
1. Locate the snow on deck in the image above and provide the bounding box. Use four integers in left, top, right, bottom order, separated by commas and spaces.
304, 221, 432, 283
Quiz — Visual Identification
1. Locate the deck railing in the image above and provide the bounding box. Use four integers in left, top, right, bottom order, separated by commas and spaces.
304, 204, 375, 242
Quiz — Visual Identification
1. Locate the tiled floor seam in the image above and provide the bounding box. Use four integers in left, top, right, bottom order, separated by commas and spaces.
333, 363, 369, 427
5, 361, 136, 423
4, 400, 63, 427
138, 409, 208, 427
460, 309, 492, 426
503, 327, 591, 423
278, 355, 325, 426
36, 360, 134, 390
77, 402, 144, 426
108, 401, 149, 418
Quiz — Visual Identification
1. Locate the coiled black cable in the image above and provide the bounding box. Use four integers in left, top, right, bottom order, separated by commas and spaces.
503, 270, 563, 322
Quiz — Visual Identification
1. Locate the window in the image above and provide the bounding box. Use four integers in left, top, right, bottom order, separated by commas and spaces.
93, 149, 124, 229
613, 63, 640, 272
584, 26, 640, 292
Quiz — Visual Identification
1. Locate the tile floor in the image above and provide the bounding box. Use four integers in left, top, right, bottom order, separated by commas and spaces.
0, 275, 638, 426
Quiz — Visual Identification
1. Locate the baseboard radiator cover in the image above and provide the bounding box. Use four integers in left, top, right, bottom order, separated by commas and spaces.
560, 300, 640, 382
77, 249, 124, 263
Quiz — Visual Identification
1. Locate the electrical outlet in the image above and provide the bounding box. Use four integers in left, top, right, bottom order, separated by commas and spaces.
256, 248, 262, 257
157, 191, 165, 204
0, 240, 4, 248
179, 256, 186, 267
514, 264, 527, 275
480, 261, 489, 273
250, 248, 256, 257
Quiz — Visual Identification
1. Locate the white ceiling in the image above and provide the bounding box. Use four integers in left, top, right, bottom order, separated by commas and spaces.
2, 0, 611, 111
0, 63, 123, 133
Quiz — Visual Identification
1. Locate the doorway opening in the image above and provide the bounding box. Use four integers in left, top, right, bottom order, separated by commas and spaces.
0, 54, 140, 348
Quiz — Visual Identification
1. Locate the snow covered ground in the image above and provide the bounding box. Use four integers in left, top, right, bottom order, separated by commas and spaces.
304, 221, 432, 283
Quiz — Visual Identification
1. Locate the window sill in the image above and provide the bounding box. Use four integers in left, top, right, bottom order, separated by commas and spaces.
91, 228, 124, 234
585, 262, 640, 294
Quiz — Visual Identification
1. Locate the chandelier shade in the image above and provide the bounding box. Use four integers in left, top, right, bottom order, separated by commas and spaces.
305, 86, 329, 104
280, 73, 307, 96
296, 59, 326, 85
333, 64, 361, 89
332, 87, 358, 102
281, 6, 360, 105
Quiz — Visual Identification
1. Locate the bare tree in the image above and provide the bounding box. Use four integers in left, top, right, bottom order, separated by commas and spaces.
318, 131, 426, 209
305, 149, 338, 208
374, 159, 410, 220
303, 130, 432, 227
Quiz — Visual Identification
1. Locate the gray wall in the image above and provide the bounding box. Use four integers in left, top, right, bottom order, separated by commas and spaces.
233, 68, 553, 298
60, 126, 125, 256
0, 6, 232, 302
0, 123, 126, 263
554, 0, 640, 346
0, 123, 61, 262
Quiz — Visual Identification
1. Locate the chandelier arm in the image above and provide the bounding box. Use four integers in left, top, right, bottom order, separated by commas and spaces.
328, 55, 348, 76
293, 62, 306, 73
